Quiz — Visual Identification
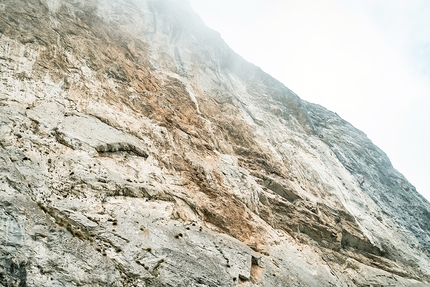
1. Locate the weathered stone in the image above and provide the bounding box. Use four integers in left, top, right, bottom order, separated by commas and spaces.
0, 0, 429, 286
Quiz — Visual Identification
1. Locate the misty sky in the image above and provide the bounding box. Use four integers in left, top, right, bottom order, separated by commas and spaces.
189, 0, 430, 201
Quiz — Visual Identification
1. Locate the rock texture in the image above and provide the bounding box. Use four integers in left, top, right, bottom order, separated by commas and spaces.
1, 0, 430, 286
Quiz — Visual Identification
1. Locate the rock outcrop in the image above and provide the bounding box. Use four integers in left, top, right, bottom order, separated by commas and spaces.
1, 0, 430, 286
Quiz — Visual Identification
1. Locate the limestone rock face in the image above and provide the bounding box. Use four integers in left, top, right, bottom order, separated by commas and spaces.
1, 0, 430, 286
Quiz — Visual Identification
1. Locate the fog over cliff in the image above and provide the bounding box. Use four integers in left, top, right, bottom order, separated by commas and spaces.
189, 0, 430, 203
1, 0, 430, 286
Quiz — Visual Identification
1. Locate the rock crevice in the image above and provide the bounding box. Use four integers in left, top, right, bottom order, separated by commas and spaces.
0, 0, 429, 286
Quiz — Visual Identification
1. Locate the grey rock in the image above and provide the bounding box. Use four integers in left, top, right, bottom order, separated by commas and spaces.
0, 0, 429, 286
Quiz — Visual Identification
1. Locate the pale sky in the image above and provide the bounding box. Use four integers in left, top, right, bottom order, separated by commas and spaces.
189, 0, 430, 201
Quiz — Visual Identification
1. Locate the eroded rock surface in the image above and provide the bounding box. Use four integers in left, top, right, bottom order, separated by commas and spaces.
1, 0, 430, 286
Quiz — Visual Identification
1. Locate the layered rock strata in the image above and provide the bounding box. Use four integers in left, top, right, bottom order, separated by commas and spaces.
1, 0, 430, 286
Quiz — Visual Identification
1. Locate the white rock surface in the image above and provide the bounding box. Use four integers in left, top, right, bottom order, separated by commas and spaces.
0, 0, 429, 286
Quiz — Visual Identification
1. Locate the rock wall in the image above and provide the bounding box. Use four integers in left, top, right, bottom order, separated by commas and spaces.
1, 0, 430, 286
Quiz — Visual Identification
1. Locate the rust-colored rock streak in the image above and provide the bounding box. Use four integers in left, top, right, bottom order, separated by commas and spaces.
0, 0, 429, 286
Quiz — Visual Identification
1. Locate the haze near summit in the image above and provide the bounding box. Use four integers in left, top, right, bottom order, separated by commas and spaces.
189, 0, 430, 201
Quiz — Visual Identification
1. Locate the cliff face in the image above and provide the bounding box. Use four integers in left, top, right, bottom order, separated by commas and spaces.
1, 0, 430, 286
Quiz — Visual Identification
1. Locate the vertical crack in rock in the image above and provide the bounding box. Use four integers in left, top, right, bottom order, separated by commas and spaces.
0, 0, 429, 286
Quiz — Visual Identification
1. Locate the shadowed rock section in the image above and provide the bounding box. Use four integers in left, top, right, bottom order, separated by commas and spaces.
0, 0, 430, 286
54, 115, 149, 158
